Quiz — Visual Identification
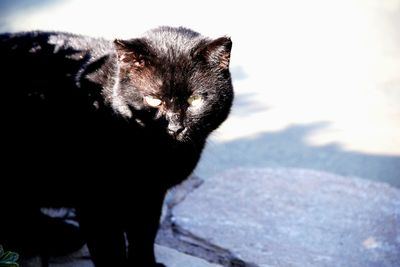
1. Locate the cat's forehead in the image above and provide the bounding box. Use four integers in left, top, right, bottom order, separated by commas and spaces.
158, 67, 196, 97
152, 57, 199, 94
135, 60, 196, 97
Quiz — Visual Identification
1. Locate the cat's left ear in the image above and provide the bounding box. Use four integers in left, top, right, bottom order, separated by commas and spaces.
198, 37, 232, 70
113, 38, 150, 68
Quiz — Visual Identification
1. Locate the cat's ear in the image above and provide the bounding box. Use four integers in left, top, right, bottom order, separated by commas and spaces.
197, 37, 232, 70
113, 38, 150, 68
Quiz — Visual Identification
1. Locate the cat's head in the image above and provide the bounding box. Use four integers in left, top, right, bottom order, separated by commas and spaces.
111, 26, 233, 143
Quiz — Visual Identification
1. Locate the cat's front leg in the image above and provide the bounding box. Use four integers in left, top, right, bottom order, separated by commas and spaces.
77, 205, 128, 267
125, 187, 167, 267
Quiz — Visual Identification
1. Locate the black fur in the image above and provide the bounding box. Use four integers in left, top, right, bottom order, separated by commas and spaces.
0, 26, 233, 267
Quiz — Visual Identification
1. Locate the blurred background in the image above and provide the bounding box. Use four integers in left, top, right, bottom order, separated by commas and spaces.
1, 0, 399, 187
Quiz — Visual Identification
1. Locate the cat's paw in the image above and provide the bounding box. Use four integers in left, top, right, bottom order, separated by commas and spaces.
38, 215, 85, 256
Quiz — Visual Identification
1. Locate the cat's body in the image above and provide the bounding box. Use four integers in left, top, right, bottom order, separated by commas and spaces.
0, 27, 233, 267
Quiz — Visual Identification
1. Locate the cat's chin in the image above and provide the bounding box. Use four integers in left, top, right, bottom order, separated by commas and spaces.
175, 134, 187, 142
170, 128, 191, 143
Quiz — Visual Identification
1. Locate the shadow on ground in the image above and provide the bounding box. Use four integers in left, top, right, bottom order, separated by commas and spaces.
198, 122, 400, 188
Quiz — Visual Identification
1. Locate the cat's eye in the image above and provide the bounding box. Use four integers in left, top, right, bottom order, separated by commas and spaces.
188, 95, 203, 107
144, 96, 162, 107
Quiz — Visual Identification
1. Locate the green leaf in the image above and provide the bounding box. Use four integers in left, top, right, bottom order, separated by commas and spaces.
0, 251, 19, 262
0, 246, 19, 267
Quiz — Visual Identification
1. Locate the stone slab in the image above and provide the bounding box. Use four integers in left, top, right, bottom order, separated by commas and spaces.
156, 245, 222, 267
172, 168, 400, 267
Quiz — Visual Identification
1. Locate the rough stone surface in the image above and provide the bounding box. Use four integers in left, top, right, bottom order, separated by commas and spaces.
48, 246, 93, 267
20, 245, 220, 267
156, 245, 222, 267
172, 168, 400, 267
50, 259, 94, 267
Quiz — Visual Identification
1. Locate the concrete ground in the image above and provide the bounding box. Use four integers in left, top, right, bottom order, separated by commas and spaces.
1, 0, 399, 266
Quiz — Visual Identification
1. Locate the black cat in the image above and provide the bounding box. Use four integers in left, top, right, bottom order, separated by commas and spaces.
0, 26, 233, 267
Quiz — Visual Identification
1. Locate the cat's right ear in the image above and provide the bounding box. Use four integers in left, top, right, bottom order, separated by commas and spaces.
114, 39, 149, 68
195, 37, 232, 70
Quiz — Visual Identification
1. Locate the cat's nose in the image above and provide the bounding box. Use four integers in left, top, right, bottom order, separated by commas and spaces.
167, 123, 184, 136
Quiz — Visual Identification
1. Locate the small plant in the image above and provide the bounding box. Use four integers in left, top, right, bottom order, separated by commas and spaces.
0, 246, 19, 267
